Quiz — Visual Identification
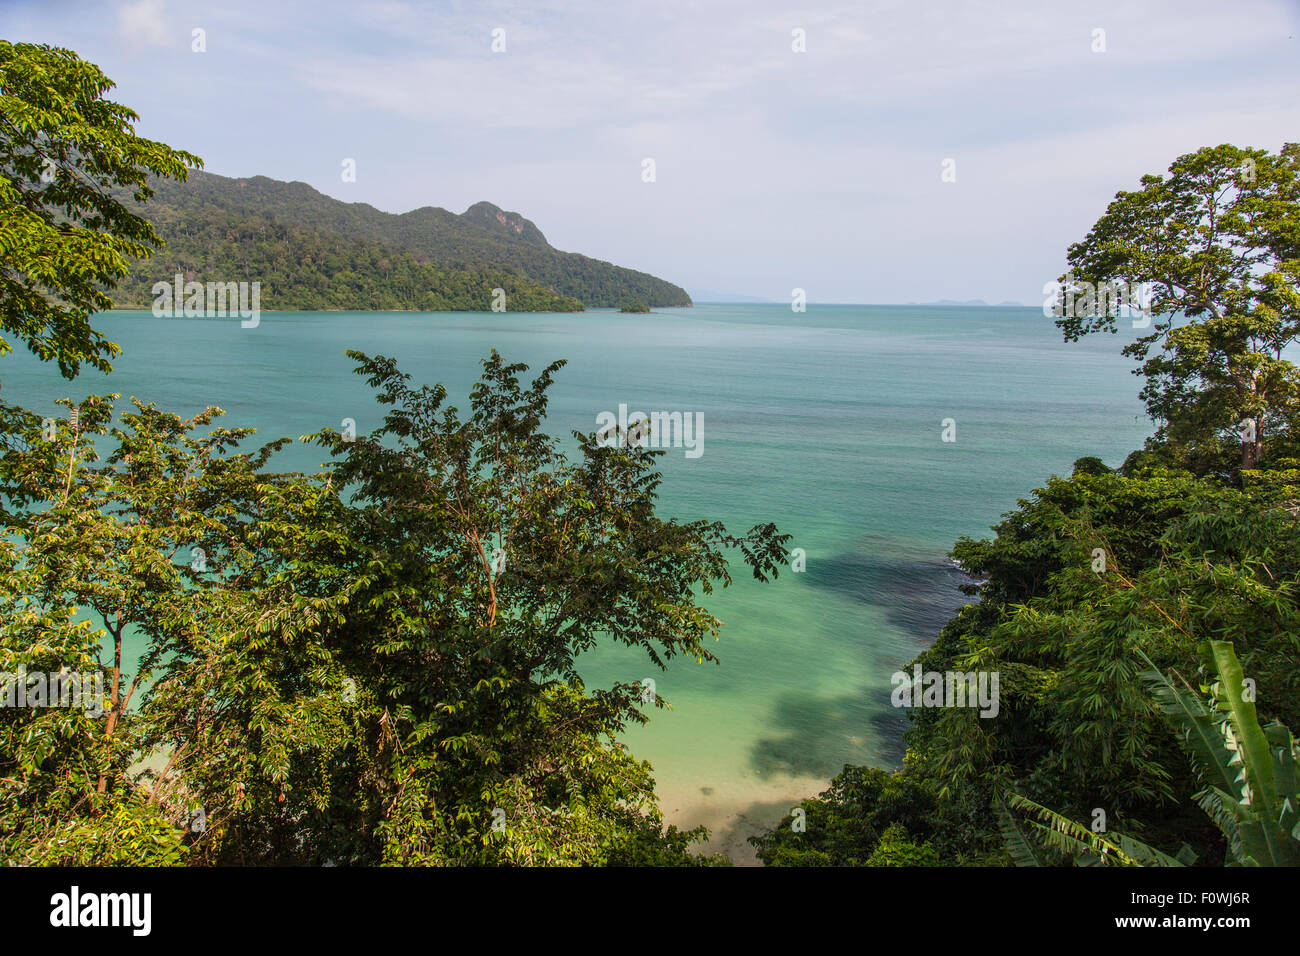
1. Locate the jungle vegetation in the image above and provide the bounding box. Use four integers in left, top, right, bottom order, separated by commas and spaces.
753, 142, 1300, 868
0, 40, 775, 866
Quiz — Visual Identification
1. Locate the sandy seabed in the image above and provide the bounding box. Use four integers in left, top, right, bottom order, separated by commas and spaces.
657, 773, 830, 866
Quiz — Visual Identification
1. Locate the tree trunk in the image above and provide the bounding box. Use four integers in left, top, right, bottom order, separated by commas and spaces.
1242, 415, 1262, 472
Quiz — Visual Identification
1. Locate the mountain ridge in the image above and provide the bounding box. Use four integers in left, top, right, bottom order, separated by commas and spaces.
115, 171, 691, 310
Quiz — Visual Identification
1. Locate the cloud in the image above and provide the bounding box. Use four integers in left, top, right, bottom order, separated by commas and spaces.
115, 0, 170, 47
13, 0, 1300, 301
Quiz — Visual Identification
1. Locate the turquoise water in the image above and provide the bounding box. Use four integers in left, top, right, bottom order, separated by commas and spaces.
0, 304, 1152, 860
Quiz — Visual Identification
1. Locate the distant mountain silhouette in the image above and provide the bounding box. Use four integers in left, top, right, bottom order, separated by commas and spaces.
112, 171, 692, 311
908, 298, 1028, 307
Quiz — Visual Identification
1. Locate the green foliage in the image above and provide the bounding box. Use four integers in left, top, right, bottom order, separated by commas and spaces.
110, 212, 584, 312
1001, 640, 1300, 867
913, 469, 1299, 848
15, 798, 189, 867
7, 48, 1295, 873
0, 45, 201, 861
993, 794, 1044, 866
1001, 791, 1191, 867
864, 824, 942, 867
0, 44, 735, 868
1072, 455, 1111, 477
0, 519, 190, 865
741, 143, 1300, 869
754, 465, 1300, 867
1055, 143, 1300, 479
748, 765, 990, 866
112, 171, 693, 309
1141, 641, 1300, 866
0, 41, 201, 379
0, 351, 783, 865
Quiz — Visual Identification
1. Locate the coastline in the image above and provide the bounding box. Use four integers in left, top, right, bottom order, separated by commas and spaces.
656, 773, 831, 866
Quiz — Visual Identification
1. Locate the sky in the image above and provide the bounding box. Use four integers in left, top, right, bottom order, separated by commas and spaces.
5, 0, 1300, 303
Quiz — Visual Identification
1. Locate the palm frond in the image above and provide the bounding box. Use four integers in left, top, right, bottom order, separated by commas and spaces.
1003, 790, 1152, 867
993, 795, 1044, 867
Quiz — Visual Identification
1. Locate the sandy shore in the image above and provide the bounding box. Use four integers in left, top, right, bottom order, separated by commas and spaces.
655, 773, 829, 866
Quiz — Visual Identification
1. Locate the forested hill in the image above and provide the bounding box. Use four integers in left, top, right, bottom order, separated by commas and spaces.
112, 170, 692, 310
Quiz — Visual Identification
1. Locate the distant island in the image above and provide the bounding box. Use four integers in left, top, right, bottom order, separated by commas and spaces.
907, 298, 1028, 307
619, 302, 650, 313
689, 290, 778, 303
110, 171, 693, 312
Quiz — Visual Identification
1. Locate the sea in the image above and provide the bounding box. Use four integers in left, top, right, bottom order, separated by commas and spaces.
0, 303, 1153, 862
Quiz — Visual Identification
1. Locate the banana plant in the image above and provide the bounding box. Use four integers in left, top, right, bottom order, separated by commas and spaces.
995, 791, 1194, 867
999, 640, 1300, 866
1139, 640, 1299, 866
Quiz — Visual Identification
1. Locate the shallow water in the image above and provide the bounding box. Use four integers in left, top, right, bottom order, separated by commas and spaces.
0, 303, 1152, 862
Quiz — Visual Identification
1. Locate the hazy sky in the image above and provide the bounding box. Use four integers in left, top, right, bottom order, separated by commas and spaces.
6, 0, 1300, 303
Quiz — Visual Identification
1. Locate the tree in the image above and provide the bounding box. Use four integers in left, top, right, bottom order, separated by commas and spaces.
261, 349, 787, 864
935, 468, 1299, 822
0, 44, 201, 862
750, 143, 1300, 870
749, 765, 968, 867
0, 397, 212, 864
751, 463, 1300, 867
0, 41, 201, 381
0, 351, 784, 865
1000, 640, 1300, 867
1055, 143, 1300, 477
0, 44, 763, 866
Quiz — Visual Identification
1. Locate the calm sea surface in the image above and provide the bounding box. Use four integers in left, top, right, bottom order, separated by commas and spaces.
0, 304, 1152, 861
